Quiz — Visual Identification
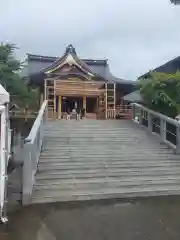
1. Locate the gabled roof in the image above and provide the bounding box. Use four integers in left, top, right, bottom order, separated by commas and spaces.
41, 44, 101, 78
27, 54, 108, 66
123, 91, 142, 103
139, 56, 180, 79
25, 44, 134, 85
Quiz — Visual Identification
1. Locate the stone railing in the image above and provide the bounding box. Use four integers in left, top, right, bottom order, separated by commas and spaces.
132, 103, 180, 154
22, 100, 47, 205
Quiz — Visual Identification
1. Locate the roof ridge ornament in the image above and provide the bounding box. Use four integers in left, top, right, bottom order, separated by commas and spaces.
65, 44, 76, 55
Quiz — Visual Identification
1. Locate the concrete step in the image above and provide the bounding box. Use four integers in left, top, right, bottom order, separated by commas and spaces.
37, 162, 180, 171
32, 186, 180, 204
40, 154, 174, 159
38, 158, 180, 164
40, 149, 174, 155
35, 170, 180, 180
34, 179, 180, 193
35, 174, 180, 185
33, 179, 180, 197
42, 145, 169, 149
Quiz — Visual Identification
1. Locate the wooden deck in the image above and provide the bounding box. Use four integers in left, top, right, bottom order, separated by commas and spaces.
31, 119, 180, 204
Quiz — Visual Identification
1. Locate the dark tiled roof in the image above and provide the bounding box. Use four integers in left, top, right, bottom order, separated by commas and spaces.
25, 45, 134, 85
28, 54, 57, 62
123, 91, 142, 102
139, 56, 180, 79
41, 44, 105, 78
28, 54, 107, 65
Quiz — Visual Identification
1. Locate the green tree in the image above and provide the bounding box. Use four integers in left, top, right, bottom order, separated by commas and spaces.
0, 43, 38, 107
137, 71, 180, 117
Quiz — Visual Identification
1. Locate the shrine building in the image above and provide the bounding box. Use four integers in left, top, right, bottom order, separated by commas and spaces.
23, 44, 135, 119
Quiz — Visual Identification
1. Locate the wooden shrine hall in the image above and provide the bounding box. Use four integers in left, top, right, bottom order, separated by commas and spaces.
25, 44, 135, 119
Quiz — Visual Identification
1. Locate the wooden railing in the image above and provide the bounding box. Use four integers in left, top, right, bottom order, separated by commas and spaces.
107, 109, 116, 119
132, 103, 180, 154
116, 105, 132, 119
22, 100, 47, 205
106, 105, 132, 119
9, 110, 38, 118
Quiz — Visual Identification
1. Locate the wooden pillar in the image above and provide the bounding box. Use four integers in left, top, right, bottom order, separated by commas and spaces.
44, 79, 48, 119
83, 96, 86, 110
58, 95, 62, 119
96, 97, 98, 112
96, 97, 99, 119
105, 83, 107, 119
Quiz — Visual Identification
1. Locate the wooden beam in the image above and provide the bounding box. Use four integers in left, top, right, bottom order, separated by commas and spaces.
54, 80, 56, 119
55, 82, 104, 89
45, 78, 105, 86
56, 87, 104, 95
55, 79, 105, 84
56, 91, 103, 97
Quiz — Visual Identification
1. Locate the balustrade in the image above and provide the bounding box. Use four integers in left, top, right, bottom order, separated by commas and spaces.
132, 103, 180, 154
22, 100, 47, 205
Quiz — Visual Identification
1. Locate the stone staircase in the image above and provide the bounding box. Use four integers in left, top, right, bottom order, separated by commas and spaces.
32, 120, 180, 204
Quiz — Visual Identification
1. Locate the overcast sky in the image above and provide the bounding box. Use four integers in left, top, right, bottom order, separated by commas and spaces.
0, 0, 180, 80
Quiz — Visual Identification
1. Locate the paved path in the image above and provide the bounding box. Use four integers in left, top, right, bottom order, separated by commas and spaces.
1, 197, 180, 240
32, 120, 180, 204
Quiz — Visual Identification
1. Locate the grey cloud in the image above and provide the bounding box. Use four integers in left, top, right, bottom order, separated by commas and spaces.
0, 0, 180, 80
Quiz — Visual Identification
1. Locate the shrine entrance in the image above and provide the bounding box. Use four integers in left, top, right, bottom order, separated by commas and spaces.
86, 97, 97, 113
45, 78, 116, 120
62, 96, 83, 113
60, 96, 98, 119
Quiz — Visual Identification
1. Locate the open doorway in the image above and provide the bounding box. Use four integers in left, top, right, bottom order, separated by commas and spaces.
86, 97, 97, 113
62, 96, 83, 113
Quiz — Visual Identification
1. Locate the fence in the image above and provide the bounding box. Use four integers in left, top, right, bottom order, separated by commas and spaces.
0, 105, 9, 223
22, 100, 47, 205
116, 105, 132, 119
10, 110, 38, 119
106, 105, 132, 119
132, 103, 180, 154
